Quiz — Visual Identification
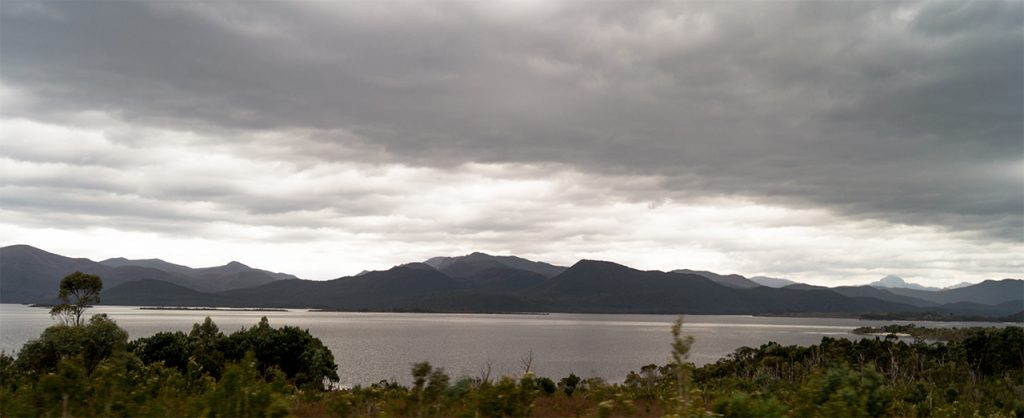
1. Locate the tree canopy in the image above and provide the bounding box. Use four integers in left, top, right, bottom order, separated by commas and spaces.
49, 271, 103, 326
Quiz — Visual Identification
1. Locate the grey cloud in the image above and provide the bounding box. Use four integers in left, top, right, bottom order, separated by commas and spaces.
0, 186, 211, 231
0, 181, 377, 240
912, 1, 1022, 36
1, 0, 1020, 240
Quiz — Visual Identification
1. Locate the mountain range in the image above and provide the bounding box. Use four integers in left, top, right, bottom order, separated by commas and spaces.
1, 245, 1020, 318
0, 244, 297, 303
868, 275, 957, 292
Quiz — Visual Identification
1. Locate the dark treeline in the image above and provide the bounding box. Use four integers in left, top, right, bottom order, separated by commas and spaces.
851, 323, 1021, 342
859, 311, 1024, 323
0, 314, 336, 417
694, 329, 1024, 417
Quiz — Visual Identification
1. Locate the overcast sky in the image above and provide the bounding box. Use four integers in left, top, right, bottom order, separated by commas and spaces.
1, 0, 1021, 286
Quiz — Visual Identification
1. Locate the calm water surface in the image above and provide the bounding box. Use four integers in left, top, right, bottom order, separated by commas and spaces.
0, 304, 1008, 387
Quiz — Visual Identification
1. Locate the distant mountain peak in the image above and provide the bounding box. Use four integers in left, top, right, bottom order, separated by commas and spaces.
570, 259, 631, 271
398, 262, 437, 271
424, 252, 567, 278
102, 256, 172, 265
573, 259, 609, 266
749, 276, 800, 288
878, 275, 907, 285
869, 275, 940, 291
210, 260, 254, 274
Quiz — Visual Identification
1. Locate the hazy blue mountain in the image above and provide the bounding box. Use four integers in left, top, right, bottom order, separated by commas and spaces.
104, 279, 233, 307
101, 257, 297, 291
532, 260, 919, 314
100, 257, 195, 275
883, 279, 1024, 306
1, 245, 177, 303
193, 261, 298, 281
1, 244, 106, 302
425, 252, 566, 278
934, 299, 1024, 317
0, 244, 297, 303
190, 262, 297, 292
779, 282, 937, 307
783, 282, 980, 308
749, 276, 799, 288
869, 275, 941, 291
671, 269, 760, 289
782, 283, 819, 291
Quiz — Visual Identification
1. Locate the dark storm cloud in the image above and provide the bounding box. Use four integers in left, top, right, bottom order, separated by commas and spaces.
1, 0, 1021, 239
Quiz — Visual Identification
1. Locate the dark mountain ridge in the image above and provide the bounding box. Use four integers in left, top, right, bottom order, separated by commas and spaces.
220, 265, 467, 309
882, 279, 1023, 306
104, 279, 234, 307
0, 245, 293, 302
3, 244, 1019, 318
671, 269, 761, 289
749, 276, 799, 288
186, 259, 926, 315
1, 245, 175, 303
100, 257, 195, 275
779, 283, 939, 308
100, 257, 297, 291
425, 252, 567, 278
535, 260, 924, 314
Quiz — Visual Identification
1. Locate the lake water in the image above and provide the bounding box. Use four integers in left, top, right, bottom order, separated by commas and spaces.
0, 304, 1009, 387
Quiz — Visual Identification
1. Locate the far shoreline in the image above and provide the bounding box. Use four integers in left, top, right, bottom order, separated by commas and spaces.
138, 306, 289, 312
17, 303, 1020, 323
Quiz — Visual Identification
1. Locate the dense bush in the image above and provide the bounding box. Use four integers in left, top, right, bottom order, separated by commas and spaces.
13, 314, 128, 375
1, 315, 338, 417
129, 316, 339, 388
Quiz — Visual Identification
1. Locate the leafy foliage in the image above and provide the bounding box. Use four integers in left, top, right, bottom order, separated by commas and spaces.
49, 271, 103, 326
1, 314, 340, 417
128, 316, 338, 388
668, 315, 697, 415
14, 314, 128, 374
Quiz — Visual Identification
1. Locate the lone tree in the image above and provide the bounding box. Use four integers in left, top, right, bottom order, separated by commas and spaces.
670, 315, 696, 413
50, 271, 103, 326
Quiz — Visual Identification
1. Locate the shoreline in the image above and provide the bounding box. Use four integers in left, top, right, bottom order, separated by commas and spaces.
18, 303, 1019, 323
138, 306, 289, 312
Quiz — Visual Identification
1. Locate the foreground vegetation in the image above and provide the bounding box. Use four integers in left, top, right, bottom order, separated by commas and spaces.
1, 273, 1022, 417
2, 314, 1021, 417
